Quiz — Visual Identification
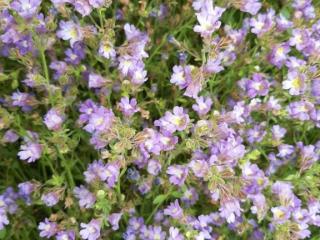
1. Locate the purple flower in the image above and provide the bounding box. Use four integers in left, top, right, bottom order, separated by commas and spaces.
65, 41, 85, 65
181, 187, 199, 206
148, 226, 166, 240
271, 206, 290, 224
18, 181, 35, 205
0, 208, 9, 230
271, 125, 286, 141
38, 218, 58, 238
164, 200, 183, 219
168, 227, 184, 240
276, 14, 293, 31
192, 96, 212, 116
84, 106, 114, 134
167, 165, 188, 186
245, 73, 270, 98
78, 99, 98, 125
147, 159, 162, 176
41, 192, 59, 207
108, 213, 122, 230
80, 219, 101, 240
267, 43, 290, 68
3, 130, 19, 143
50, 61, 68, 80
44, 108, 65, 131
57, 20, 83, 47
193, 7, 225, 38
73, 186, 96, 208
98, 40, 116, 59
73, 0, 92, 16
56, 230, 75, 240
282, 70, 306, 95
88, 73, 107, 89
11, 0, 41, 18
239, 0, 262, 15
219, 198, 242, 223
288, 101, 315, 121
155, 106, 190, 133
18, 142, 42, 163
277, 144, 295, 158
118, 97, 139, 117
189, 159, 209, 178
170, 65, 191, 90
250, 9, 275, 36
11, 91, 34, 111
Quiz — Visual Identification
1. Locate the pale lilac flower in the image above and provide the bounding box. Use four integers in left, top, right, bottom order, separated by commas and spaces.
41, 192, 59, 207
164, 200, 183, 219
155, 106, 190, 133
88, 73, 107, 89
167, 165, 188, 186
192, 96, 212, 116
73, 0, 92, 16
0, 208, 9, 230
11, 0, 41, 18
3, 130, 19, 143
276, 14, 293, 31
168, 227, 184, 240
271, 206, 290, 224
108, 213, 122, 231
84, 106, 114, 134
250, 9, 275, 36
80, 219, 101, 240
38, 218, 58, 238
118, 97, 138, 117
193, 7, 225, 38
240, 0, 262, 15
56, 230, 75, 240
98, 40, 116, 59
288, 101, 315, 121
271, 125, 286, 141
189, 159, 209, 178
245, 73, 270, 98
73, 186, 96, 208
18, 142, 42, 163
44, 108, 64, 131
219, 198, 242, 223
267, 43, 290, 68
147, 159, 162, 176
282, 70, 306, 95
57, 20, 83, 47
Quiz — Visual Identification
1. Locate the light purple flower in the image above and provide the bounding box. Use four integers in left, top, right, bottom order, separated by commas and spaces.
0, 208, 9, 230
282, 70, 306, 95
80, 219, 101, 240
155, 106, 190, 133
271, 206, 290, 224
164, 200, 183, 219
193, 7, 225, 38
118, 97, 138, 117
168, 227, 184, 240
98, 40, 116, 59
38, 218, 58, 238
240, 0, 262, 15
108, 213, 122, 230
271, 125, 286, 141
245, 73, 270, 98
3, 130, 19, 143
18, 142, 42, 163
88, 73, 107, 89
147, 159, 162, 176
41, 192, 59, 207
11, 0, 41, 18
192, 96, 212, 116
73, 186, 96, 208
57, 20, 83, 47
44, 108, 65, 131
219, 198, 242, 223
288, 101, 315, 121
56, 230, 75, 240
167, 165, 188, 186
84, 106, 114, 134
267, 43, 290, 68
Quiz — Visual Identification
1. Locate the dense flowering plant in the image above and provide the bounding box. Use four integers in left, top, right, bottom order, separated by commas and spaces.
1, 0, 320, 239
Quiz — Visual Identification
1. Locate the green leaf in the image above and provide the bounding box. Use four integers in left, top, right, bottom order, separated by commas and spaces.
0, 229, 6, 239
153, 194, 167, 205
